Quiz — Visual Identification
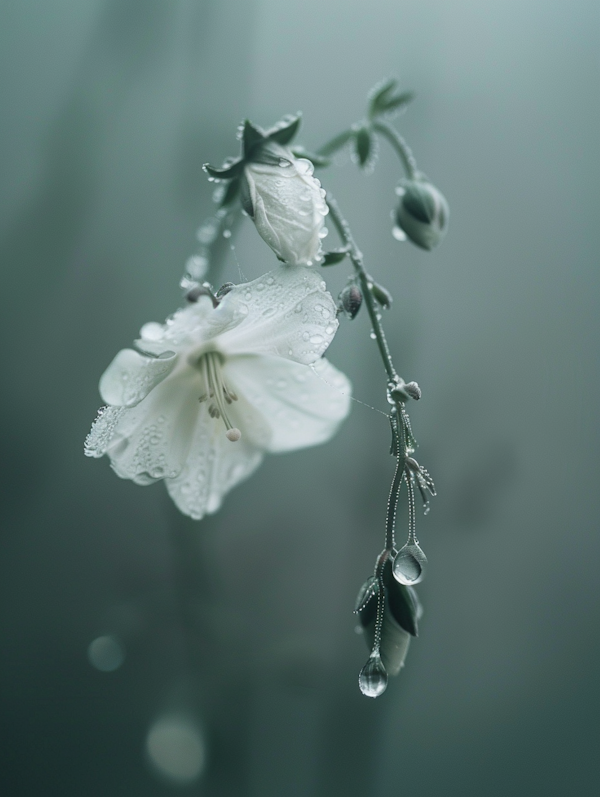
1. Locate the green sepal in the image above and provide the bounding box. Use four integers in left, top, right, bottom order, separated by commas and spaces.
291, 148, 331, 168
318, 129, 354, 157
370, 281, 393, 309
383, 559, 420, 636
322, 248, 349, 266
219, 178, 240, 208
355, 126, 372, 167
242, 119, 267, 159
354, 576, 379, 613
203, 159, 244, 180
266, 113, 302, 145
239, 173, 254, 218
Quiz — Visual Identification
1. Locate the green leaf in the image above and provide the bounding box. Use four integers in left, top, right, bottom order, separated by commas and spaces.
370, 281, 393, 309
322, 248, 348, 266
219, 178, 240, 208
378, 90, 415, 114
355, 126, 372, 167
368, 78, 398, 117
267, 113, 301, 145
291, 148, 331, 168
242, 120, 266, 158
203, 159, 243, 180
318, 129, 354, 157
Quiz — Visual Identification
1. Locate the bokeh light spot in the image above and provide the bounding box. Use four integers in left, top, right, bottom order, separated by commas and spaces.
145, 714, 205, 784
87, 635, 125, 672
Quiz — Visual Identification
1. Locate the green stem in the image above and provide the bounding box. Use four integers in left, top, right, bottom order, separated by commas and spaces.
326, 194, 398, 384
372, 120, 418, 179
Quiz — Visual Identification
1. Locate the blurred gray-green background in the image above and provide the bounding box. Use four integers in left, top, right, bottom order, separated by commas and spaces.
1, 1, 599, 795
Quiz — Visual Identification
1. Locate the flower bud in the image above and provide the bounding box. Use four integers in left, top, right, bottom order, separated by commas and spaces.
339, 284, 362, 319
394, 179, 449, 251
242, 148, 328, 266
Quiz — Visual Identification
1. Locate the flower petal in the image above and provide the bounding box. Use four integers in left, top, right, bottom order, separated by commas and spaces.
225, 355, 351, 452
244, 155, 327, 266
99, 348, 177, 407
98, 370, 201, 484
165, 404, 264, 520
217, 267, 338, 365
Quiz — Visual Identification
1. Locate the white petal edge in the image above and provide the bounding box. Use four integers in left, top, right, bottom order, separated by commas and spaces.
217, 267, 338, 365
225, 355, 351, 453
99, 348, 177, 407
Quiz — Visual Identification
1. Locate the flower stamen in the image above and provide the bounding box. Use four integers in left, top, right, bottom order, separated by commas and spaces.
197, 351, 241, 441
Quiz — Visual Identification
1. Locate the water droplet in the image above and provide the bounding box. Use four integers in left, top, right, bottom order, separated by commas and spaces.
279, 158, 291, 168
370, 331, 377, 340
222, 229, 232, 239
262, 306, 277, 318
393, 543, 427, 585
392, 226, 407, 241
359, 653, 388, 698
318, 227, 329, 239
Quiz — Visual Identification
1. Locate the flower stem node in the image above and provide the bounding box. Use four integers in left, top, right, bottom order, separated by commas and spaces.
339, 284, 363, 319
387, 377, 421, 403
394, 178, 449, 251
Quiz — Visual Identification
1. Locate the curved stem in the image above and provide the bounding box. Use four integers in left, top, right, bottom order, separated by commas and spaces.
326, 194, 397, 384
384, 440, 404, 553
372, 120, 418, 179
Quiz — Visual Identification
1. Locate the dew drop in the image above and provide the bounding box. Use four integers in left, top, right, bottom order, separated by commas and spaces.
392, 226, 407, 241
279, 158, 291, 168
370, 331, 377, 340
358, 653, 388, 698
392, 543, 427, 585
222, 229, 232, 239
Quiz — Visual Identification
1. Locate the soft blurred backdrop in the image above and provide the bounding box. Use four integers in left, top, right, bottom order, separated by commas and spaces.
1, 1, 599, 795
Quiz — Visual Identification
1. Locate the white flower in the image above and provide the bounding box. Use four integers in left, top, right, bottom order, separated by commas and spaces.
243, 149, 328, 266
85, 267, 351, 520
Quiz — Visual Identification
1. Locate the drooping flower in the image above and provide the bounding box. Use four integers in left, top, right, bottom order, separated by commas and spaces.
85, 267, 351, 520
204, 116, 329, 266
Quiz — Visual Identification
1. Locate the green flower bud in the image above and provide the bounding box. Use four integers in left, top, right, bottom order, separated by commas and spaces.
394, 179, 449, 251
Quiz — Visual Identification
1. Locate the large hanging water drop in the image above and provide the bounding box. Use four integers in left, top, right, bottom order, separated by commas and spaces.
358, 653, 388, 698
392, 542, 427, 585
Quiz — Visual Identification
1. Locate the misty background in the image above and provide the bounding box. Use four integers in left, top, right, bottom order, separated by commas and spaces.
1, 1, 599, 795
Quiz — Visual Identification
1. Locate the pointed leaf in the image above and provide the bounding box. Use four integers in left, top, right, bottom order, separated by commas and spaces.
379, 90, 415, 114
370, 281, 393, 309
267, 113, 302, 145
318, 129, 354, 157
242, 119, 266, 158
368, 78, 397, 117
203, 159, 244, 180
291, 148, 331, 168
355, 126, 372, 167
322, 248, 349, 266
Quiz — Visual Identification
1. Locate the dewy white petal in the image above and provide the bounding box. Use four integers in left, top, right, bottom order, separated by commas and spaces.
225, 355, 351, 453
99, 348, 177, 407
217, 267, 338, 365
98, 371, 201, 484
244, 150, 328, 266
165, 404, 264, 520
87, 263, 351, 520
